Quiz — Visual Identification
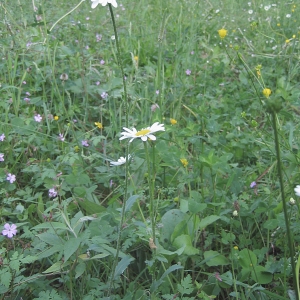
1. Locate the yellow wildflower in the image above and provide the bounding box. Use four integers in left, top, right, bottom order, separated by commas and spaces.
292, 34, 296, 38
218, 28, 227, 39
54, 116, 59, 121
233, 246, 238, 250
74, 146, 80, 152
286, 39, 290, 44
170, 118, 177, 125
262, 88, 271, 98
134, 56, 138, 62
95, 122, 103, 129
180, 158, 188, 167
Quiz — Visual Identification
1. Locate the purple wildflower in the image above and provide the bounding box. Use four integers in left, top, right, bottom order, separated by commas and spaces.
0, 153, 4, 161
34, 114, 42, 122
185, 69, 192, 76
250, 181, 257, 188
101, 92, 108, 99
0, 134, 5, 141
7, 173, 16, 183
58, 133, 65, 141
96, 34, 102, 42
2, 223, 17, 238
82, 140, 89, 147
100, 59, 105, 65
49, 188, 57, 198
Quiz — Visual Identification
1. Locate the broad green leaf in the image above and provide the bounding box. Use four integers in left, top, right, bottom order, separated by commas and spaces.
64, 237, 82, 262
42, 261, 72, 274
188, 200, 207, 214
75, 262, 86, 279
33, 222, 69, 231
114, 255, 135, 279
238, 249, 257, 269
160, 209, 186, 244
204, 250, 229, 266
251, 266, 273, 284
125, 195, 139, 212
38, 245, 63, 259
37, 232, 62, 246
173, 235, 199, 255
77, 199, 105, 214
198, 215, 220, 230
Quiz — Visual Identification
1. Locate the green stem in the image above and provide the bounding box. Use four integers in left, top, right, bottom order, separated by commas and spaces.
144, 141, 156, 241
271, 111, 298, 300
107, 3, 130, 296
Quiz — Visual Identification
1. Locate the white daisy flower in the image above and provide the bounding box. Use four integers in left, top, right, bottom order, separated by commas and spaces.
119, 122, 165, 143
91, 0, 118, 9
294, 185, 300, 197
110, 155, 131, 166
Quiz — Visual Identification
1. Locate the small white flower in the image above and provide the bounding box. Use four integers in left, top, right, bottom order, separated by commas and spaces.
110, 155, 131, 166
119, 122, 165, 143
91, 0, 117, 9
264, 5, 271, 11
248, 10, 253, 14
286, 14, 291, 18
294, 185, 300, 197
289, 198, 296, 205
232, 210, 238, 217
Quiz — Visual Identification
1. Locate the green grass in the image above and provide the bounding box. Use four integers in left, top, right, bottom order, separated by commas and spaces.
0, 0, 300, 299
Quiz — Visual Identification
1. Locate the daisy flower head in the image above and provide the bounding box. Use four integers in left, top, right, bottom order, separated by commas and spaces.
110, 155, 131, 166
2, 223, 17, 238
91, 0, 118, 9
119, 122, 165, 143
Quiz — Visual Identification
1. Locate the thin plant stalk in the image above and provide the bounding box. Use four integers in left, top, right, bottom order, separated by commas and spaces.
271, 111, 298, 300
144, 141, 156, 242
107, 3, 130, 296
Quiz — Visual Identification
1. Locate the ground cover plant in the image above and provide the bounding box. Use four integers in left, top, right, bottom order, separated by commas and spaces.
0, 0, 300, 299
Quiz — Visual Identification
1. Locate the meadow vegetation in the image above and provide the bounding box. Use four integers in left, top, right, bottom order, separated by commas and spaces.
0, 0, 300, 299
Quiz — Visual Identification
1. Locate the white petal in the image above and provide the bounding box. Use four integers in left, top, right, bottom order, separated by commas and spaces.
148, 134, 156, 140
141, 136, 148, 141
91, 0, 100, 8
109, 0, 118, 7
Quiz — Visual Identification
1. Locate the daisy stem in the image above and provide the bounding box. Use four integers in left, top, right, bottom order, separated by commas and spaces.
107, 4, 130, 296
144, 141, 156, 243
271, 110, 298, 300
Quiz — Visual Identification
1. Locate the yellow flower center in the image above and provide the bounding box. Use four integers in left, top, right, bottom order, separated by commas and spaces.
136, 129, 151, 136
170, 118, 177, 125
218, 28, 227, 39
95, 122, 103, 129
180, 158, 188, 167
262, 88, 272, 98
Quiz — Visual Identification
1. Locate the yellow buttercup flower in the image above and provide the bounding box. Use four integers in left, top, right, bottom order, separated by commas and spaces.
262, 88, 271, 98
95, 122, 103, 129
233, 246, 239, 250
180, 158, 188, 167
218, 28, 227, 39
134, 56, 138, 62
170, 118, 177, 125
54, 116, 59, 121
